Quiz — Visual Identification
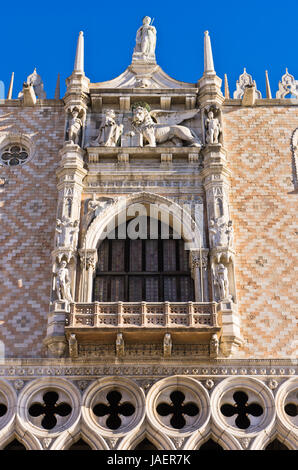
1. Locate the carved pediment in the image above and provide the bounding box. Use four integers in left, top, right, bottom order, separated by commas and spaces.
89, 65, 197, 91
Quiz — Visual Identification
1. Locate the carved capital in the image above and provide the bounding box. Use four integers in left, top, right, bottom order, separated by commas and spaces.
79, 249, 97, 271
189, 249, 209, 272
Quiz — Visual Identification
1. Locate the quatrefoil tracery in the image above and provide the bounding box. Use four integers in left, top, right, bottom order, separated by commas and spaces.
93, 390, 135, 430
156, 390, 199, 429
220, 391, 263, 429
1, 145, 29, 166
28, 391, 72, 430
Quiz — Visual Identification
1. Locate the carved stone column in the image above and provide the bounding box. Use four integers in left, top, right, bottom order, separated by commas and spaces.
198, 44, 243, 355
78, 249, 98, 302
189, 249, 209, 302
44, 142, 87, 357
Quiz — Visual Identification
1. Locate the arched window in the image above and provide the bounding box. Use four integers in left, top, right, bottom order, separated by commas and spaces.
68, 438, 92, 450
198, 439, 224, 450
265, 439, 289, 450
134, 438, 158, 450
93, 218, 194, 302
3, 439, 26, 450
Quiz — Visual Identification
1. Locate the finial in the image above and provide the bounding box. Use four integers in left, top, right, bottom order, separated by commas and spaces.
54, 73, 60, 99
6, 72, 14, 99
204, 30, 215, 75
265, 70, 272, 99
224, 74, 230, 99
74, 31, 84, 73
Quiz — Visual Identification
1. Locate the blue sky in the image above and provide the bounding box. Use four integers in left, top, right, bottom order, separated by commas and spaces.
1, 0, 298, 99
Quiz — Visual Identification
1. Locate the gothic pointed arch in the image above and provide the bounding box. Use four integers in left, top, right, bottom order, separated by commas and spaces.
84, 191, 202, 251
3, 438, 27, 450
119, 421, 175, 450
184, 427, 242, 450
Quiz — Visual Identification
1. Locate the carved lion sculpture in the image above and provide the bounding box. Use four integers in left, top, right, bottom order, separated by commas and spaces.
132, 106, 202, 147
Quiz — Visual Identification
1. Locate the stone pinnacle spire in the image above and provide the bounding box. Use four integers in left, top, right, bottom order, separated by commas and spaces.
224, 74, 230, 99
204, 31, 215, 75
54, 73, 60, 99
7, 72, 14, 99
74, 31, 84, 73
265, 70, 272, 99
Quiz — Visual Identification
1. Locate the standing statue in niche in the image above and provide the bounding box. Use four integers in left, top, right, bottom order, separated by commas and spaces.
68, 107, 83, 145
213, 263, 230, 301
54, 260, 73, 302
205, 111, 221, 144
133, 16, 157, 61
90, 110, 123, 147
226, 220, 234, 248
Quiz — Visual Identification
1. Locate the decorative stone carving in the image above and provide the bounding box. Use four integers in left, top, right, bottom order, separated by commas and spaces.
209, 217, 234, 249
205, 379, 214, 389
190, 251, 208, 271
18, 68, 46, 100
268, 379, 278, 390
69, 333, 78, 358
212, 263, 230, 301
116, 333, 125, 357
132, 16, 156, 62
80, 252, 96, 271
67, 107, 84, 145
172, 437, 185, 449
210, 334, 219, 358
53, 260, 73, 303
233, 69, 261, 99
240, 438, 251, 449
205, 110, 221, 144
131, 105, 201, 147
55, 217, 79, 249
90, 110, 123, 147
87, 195, 116, 217
14, 379, 25, 390
276, 69, 298, 99
163, 333, 172, 357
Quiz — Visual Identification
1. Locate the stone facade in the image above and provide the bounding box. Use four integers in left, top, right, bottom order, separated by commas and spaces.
0, 21, 297, 450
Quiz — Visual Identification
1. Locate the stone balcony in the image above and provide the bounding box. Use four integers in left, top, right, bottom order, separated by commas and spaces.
64, 301, 221, 345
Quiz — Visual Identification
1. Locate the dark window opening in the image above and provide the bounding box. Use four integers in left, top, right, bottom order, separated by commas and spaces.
134, 438, 158, 451
199, 439, 224, 451
93, 219, 194, 302
265, 439, 289, 450
68, 439, 92, 450
3, 439, 26, 450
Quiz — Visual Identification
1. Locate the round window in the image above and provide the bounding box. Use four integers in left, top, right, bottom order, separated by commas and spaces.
1, 145, 29, 166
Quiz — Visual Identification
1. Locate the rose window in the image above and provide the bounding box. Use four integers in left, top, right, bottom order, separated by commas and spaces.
1, 145, 29, 166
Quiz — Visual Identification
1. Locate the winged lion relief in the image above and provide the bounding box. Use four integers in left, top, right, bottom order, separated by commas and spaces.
130, 104, 202, 148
